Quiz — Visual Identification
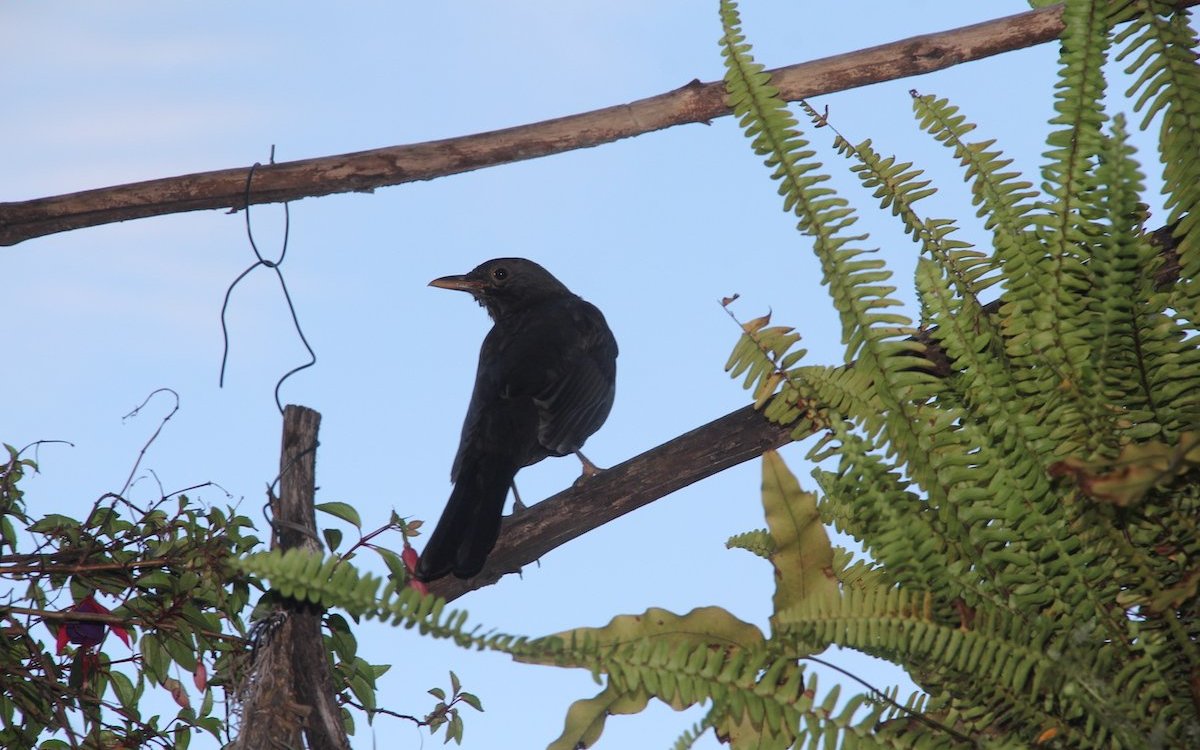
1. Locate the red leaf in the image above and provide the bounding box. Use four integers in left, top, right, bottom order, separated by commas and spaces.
75, 594, 110, 615
110, 624, 132, 648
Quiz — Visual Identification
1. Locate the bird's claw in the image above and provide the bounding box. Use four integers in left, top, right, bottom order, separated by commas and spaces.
575, 450, 603, 478
510, 482, 527, 514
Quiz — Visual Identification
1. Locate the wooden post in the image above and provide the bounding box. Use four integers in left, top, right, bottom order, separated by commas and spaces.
231, 405, 349, 750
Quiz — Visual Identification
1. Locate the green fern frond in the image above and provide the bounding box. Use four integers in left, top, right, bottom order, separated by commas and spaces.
830, 548, 896, 597
912, 260, 1135, 629
237, 549, 509, 650
908, 93, 1061, 463
715, 2, 1200, 747
791, 365, 880, 437
789, 687, 895, 750
1087, 114, 1169, 444
1136, 315, 1200, 434
818, 111, 997, 304
823, 123, 1074, 567
724, 309, 828, 441
1114, 2, 1200, 315
670, 717, 714, 750
726, 529, 775, 559
777, 587, 1161, 748
721, 1, 976, 541
914, 259, 1052, 468
724, 311, 804, 373
720, 1, 916, 362
724, 311, 805, 407
724, 306, 900, 446
992, 0, 1115, 460
812, 429, 955, 599
911, 93, 1038, 249
1044, 0, 1111, 204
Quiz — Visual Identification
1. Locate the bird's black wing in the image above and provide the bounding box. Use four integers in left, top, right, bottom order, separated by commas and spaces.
448, 348, 497, 484
532, 299, 618, 456
448, 327, 525, 482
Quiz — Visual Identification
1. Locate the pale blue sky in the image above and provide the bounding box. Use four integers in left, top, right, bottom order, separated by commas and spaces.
2, 2, 1177, 748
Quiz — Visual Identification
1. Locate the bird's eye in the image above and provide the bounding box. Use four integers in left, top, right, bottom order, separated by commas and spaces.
492, 267, 509, 281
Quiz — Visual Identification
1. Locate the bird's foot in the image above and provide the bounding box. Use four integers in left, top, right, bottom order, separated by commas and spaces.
574, 450, 604, 480
510, 482, 528, 514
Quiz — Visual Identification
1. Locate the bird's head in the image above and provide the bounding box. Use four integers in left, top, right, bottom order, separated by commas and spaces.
430, 257, 572, 321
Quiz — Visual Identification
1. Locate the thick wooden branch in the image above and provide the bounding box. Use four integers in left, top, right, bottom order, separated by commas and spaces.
3, 1, 1176, 247
426, 404, 795, 601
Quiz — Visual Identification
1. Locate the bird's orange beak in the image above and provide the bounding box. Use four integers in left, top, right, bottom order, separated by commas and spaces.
429, 274, 484, 293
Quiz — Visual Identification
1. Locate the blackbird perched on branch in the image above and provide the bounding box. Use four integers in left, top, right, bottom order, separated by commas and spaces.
415, 258, 618, 582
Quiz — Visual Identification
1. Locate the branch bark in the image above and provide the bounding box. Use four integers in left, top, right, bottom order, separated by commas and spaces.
4, 1, 1181, 246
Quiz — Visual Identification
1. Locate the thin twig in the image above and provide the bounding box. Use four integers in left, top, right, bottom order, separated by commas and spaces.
119, 388, 180, 498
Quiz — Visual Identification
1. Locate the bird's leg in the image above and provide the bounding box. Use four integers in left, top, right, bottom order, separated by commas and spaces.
574, 450, 603, 478
510, 482, 527, 513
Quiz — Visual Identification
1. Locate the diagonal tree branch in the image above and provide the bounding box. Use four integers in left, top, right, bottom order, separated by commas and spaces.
426, 403, 795, 602
5, 1, 1186, 247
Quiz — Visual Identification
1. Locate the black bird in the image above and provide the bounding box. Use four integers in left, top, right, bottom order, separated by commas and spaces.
415, 258, 618, 582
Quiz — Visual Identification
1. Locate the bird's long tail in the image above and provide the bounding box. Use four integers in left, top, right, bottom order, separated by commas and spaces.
415, 453, 518, 582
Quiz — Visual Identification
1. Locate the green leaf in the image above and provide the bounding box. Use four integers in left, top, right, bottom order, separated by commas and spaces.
315, 502, 361, 529
458, 691, 483, 712
323, 527, 343, 552
760, 451, 838, 626
326, 612, 352, 657
28, 514, 80, 533
350, 674, 376, 711
523, 606, 764, 672
377, 547, 407, 581
110, 670, 137, 710
548, 684, 651, 750
446, 710, 464, 744
140, 632, 170, 683
163, 632, 198, 672
0, 516, 17, 550
136, 571, 174, 591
